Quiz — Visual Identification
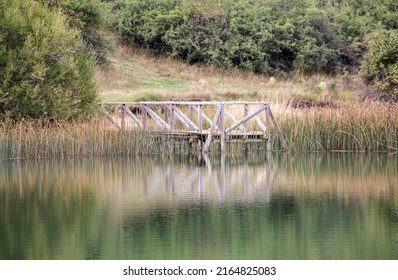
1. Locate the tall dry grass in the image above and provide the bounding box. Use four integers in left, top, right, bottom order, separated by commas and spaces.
0, 119, 191, 159
274, 102, 398, 152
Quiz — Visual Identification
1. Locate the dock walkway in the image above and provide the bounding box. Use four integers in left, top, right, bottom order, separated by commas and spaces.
100, 101, 287, 152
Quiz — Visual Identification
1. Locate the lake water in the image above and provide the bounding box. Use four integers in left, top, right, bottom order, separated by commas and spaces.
1, 153, 397, 260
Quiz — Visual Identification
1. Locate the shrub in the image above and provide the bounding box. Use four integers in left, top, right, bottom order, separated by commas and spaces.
114, 0, 398, 76
0, 0, 98, 120
361, 30, 398, 100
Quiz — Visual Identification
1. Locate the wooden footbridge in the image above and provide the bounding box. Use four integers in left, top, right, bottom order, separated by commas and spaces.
100, 101, 287, 152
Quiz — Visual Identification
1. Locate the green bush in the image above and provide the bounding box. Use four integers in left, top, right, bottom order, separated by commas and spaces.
0, 0, 98, 120
361, 30, 398, 100
114, 0, 398, 76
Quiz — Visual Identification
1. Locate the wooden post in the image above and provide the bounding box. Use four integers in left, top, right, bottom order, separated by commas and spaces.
124, 107, 143, 129
266, 104, 271, 151
203, 105, 222, 153
244, 104, 249, 134
170, 105, 175, 130
255, 116, 267, 134
102, 108, 121, 129
191, 105, 213, 127
172, 106, 199, 131
198, 105, 203, 133
189, 105, 194, 130
220, 104, 225, 152
198, 105, 203, 150
145, 105, 171, 130
121, 104, 126, 130
224, 108, 245, 131
141, 105, 147, 130
269, 108, 287, 150
164, 105, 169, 125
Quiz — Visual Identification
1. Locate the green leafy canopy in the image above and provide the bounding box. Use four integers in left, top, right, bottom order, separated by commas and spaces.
0, 0, 98, 120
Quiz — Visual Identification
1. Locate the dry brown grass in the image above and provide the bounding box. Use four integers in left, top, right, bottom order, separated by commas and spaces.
0, 119, 187, 159
96, 43, 365, 105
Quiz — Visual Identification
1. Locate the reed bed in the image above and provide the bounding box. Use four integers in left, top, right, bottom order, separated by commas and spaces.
274, 102, 398, 153
0, 119, 190, 159
1, 102, 397, 159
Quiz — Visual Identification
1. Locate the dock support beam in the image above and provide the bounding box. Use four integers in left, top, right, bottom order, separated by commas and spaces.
121, 104, 126, 130
219, 105, 225, 152
266, 105, 271, 151
203, 105, 223, 153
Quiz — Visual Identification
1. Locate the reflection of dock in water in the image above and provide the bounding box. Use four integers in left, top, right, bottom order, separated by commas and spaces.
139, 154, 283, 204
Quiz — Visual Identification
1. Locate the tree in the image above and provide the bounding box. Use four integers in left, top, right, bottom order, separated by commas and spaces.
0, 0, 98, 120
39, 0, 110, 65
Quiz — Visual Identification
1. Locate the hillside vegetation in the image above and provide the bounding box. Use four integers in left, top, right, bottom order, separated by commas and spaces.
114, 0, 397, 92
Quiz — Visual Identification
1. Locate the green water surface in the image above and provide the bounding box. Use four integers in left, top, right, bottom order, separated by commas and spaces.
0, 154, 397, 259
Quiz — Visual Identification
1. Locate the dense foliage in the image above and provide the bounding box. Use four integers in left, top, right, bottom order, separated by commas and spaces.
39, 0, 109, 64
0, 0, 98, 120
361, 30, 398, 100
114, 0, 398, 77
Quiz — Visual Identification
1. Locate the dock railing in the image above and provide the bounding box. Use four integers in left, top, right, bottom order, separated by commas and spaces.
100, 101, 287, 152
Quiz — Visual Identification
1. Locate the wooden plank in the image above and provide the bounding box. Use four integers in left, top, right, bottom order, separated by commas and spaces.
213, 139, 265, 143
172, 106, 199, 131
100, 101, 269, 106
141, 105, 147, 129
170, 105, 175, 130
124, 106, 143, 129
266, 105, 271, 151
269, 108, 288, 150
102, 109, 121, 129
164, 105, 169, 124
191, 105, 213, 126
198, 105, 203, 133
172, 107, 190, 129
203, 105, 223, 153
254, 116, 266, 133
144, 105, 171, 130
244, 104, 249, 139
225, 104, 267, 134
244, 104, 249, 133
189, 105, 194, 123
121, 104, 126, 130
224, 108, 245, 131
220, 105, 225, 152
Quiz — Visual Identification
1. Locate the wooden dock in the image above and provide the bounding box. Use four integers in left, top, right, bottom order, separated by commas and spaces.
100, 101, 287, 152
